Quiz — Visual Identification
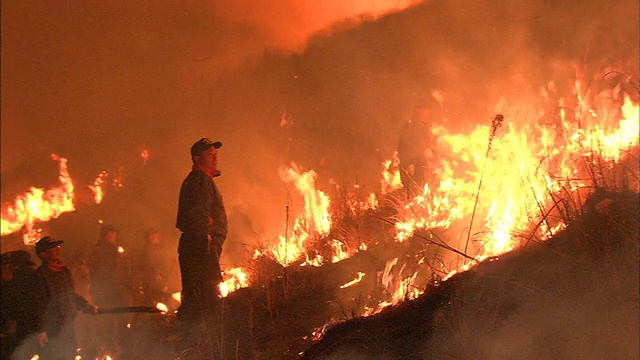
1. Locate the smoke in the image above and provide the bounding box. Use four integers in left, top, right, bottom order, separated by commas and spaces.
0, 0, 421, 254
1, 0, 637, 263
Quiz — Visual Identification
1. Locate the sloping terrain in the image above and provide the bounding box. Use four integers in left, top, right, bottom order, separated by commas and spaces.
301, 190, 639, 359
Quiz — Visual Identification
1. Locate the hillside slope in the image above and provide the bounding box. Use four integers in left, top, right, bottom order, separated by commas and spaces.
301, 190, 639, 359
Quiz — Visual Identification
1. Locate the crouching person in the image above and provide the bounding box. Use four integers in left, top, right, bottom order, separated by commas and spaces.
30, 236, 97, 360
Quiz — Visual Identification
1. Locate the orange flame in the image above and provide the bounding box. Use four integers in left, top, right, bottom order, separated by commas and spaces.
271, 217, 311, 266
88, 171, 108, 204
265, 164, 332, 266
219, 267, 250, 297
340, 272, 366, 288
1, 154, 75, 245
393, 79, 639, 270
380, 153, 403, 195
279, 164, 331, 235
141, 149, 150, 164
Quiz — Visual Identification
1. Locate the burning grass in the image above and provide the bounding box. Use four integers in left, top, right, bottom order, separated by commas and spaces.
301, 190, 639, 359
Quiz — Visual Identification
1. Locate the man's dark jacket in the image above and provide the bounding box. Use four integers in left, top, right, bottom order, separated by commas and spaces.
176, 169, 228, 254
87, 239, 131, 307
31, 265, 90, 338
1, 266, 37, 358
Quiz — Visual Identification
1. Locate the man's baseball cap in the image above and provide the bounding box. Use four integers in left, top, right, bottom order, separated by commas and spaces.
35, 236, 65, 254
191, 138, 222, 157
12, 250, 37, 266
6, 250, 37, 266
0, 252, 12, 267
100, 224, 119, 237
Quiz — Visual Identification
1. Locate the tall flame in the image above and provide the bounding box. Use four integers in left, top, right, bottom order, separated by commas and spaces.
266, 164, 332, 265
88, 171, 108, 204
279, 164, 331, 235
1, 154, 75, 245
394, 85, 638, 268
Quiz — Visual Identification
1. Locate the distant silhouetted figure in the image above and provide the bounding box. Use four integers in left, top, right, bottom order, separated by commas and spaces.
136, 227, 171, 305
398, 101, 438, 198
1, 250, 38, 359
87, 224, 132, 358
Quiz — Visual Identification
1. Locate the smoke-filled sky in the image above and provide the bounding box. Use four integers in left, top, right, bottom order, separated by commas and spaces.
0, 0, 421, 253
1, 0, 638, 266
1, 0, 420, 175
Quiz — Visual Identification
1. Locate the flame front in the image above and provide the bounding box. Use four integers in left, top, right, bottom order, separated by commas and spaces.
1, 154, 75, 245
394, 85, 639, 265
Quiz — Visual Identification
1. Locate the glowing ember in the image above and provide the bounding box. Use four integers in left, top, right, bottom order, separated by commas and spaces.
112, 166, 125, 188
1, 154, 75, 245
172, 292, 181, 302
141, 149, 150, 163
117, 246, 124, 253
340, 272, 366, 288
156, 302, 169, 314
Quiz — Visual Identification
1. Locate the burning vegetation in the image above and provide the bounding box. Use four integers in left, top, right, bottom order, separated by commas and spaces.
2, 66, 637, 359
1, 0, 638, 359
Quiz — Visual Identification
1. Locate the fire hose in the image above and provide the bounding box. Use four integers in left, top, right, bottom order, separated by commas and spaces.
95, 306, 163, 314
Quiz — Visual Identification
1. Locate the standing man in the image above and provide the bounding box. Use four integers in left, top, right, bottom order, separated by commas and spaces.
87, 224, 132, 358
1, 251, 38, 359
88, 225, 132, 308
176, 137, 228, 324
30, 237, 97, 360
136, 227, 171, 305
